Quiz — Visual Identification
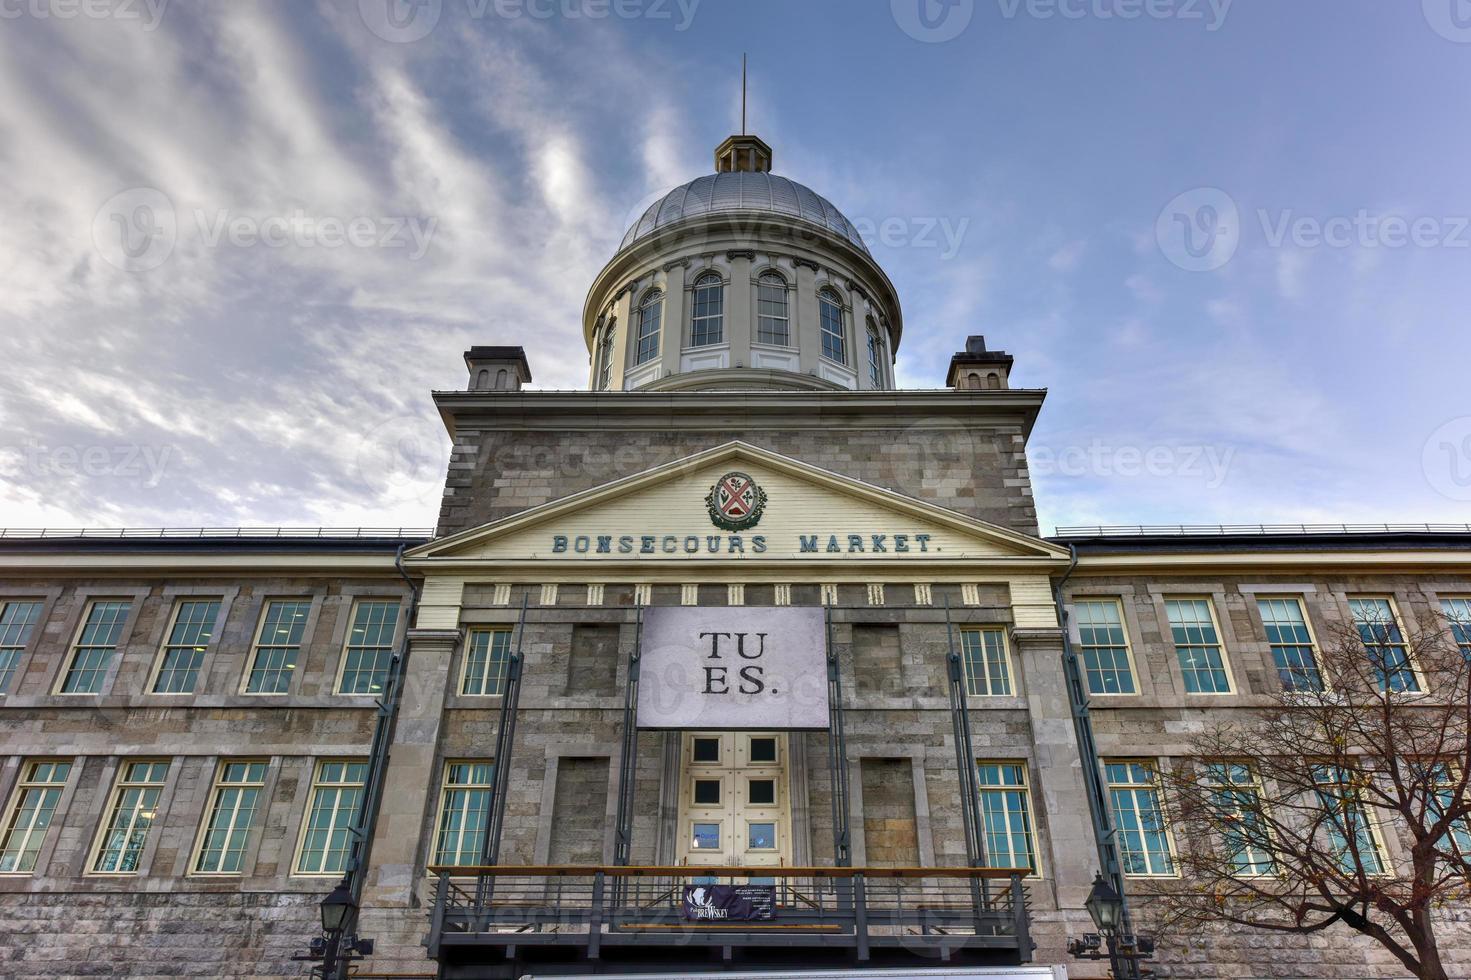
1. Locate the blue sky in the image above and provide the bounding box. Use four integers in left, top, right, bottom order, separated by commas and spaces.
1, 0, 1469, 533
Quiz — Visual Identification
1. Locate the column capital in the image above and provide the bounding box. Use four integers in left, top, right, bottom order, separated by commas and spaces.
1009, 626, 1065, 647
406, 627, 462, 646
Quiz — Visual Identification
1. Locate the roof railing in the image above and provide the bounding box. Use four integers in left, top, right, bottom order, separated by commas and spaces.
1053, 523, 1471, 538
0, 527, 435, 541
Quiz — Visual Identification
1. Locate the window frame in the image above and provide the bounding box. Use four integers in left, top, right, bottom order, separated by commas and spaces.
54, 598, 134, 696
596, 317, 616, 391
1203, 761, 1278, 878
459, 627, 514, 698
292, 759, 368, 877
0, 759, 73, 876
190, 759, 270, 876
818, 288, 848, 364
1346, 595, 1423, 693
0, 598, 46, 696
1104, 758, 1178, 878
430, 760, 496, 867
975, 760, 1041, 877
754, 272, 791, 347
1439, 596, 1471, 658
1071, 597, 1138, 696
866, 319, 885, 388
88, 759, 171, 876
634, 289, 664, 366
1311, 763, 1391, 877
1256, 595, 1326, 692
334, 598, 403, 697
147, 597, 225, 696
241, 598, 314, 695
960, 627, 1015, 697
1162, 595, 1235, 695
687, 272, 726, 349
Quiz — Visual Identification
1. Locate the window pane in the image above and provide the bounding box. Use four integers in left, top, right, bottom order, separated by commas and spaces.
1165, 598, 1231, 694
596, 318, 616, 390
692, 738, 720, 763
689, 275, 724, 348
1348, 598, 1418, 692
338, 601, 400, 695
296, 762, 367, 875
1442, 598, 1471, 658
1206, 764, 1275, 875
153, 599, 221, 694
694, 780, 721, 805
749, 738, 777, 763
867, 327, 883, 387
748, 779, 775, 806
61, 601, 131, 694
1314, 766, 1385, 875
433, 762, 495, 866
93, 761, 169, 874
962, 629, 1012, 697
194, 761, 268, 874
819, 292, 846, 363
1074, 600, 1136, 694
0, 761, 71, 874
977, 763, 1036, 873
0, 601, 43, 695
1105, 761, 1174, 876
1258, 597, 1324, 691
756, 275, 789, 346
691, 822, 720, 849
748, 822, 777, 850
636, 293, 663, 365
246, 600, 311, 694
462, 629, 512, 696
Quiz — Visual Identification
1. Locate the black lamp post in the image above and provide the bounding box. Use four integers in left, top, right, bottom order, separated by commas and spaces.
1067, 871, 1155, 979
292, 876, 374, 979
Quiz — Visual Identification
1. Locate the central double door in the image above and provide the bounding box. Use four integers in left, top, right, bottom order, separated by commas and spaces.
678, 732, 791, 868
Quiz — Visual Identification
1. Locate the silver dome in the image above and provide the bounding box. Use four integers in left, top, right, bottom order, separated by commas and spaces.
617, 172, 870, 255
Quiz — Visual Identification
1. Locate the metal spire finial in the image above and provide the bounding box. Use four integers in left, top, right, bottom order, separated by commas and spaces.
741, 53, 747, 135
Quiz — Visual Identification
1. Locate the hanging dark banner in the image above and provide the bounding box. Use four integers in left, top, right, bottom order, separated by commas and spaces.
681, 884, 776, 922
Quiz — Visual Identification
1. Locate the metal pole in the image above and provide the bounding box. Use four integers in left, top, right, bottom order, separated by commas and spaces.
943, 595, 989, 916
825, 607, 852, 866
477, 593, 529, 911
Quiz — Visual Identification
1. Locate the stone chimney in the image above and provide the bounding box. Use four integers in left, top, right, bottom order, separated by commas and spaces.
946, 336, 1014, 390
464, 346, 532, 392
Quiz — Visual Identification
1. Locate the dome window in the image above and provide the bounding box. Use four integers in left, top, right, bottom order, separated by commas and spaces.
596, 318, 616, 390
756, 273, 790, 346
636, 290, 664, 365
866, 319, 885, 388
819, 288, 847, 365
689, 273, 725, 348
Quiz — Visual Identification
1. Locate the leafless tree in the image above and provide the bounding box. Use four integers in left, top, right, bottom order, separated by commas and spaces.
1147, 611, 1471, 980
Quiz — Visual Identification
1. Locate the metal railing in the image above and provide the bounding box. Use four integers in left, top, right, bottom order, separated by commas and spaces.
427, 864, 1031, 965
0, 526, 434, 541
1053, 523, 1471, 539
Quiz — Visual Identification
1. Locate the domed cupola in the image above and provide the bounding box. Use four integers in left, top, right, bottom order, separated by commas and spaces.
584, 133, 903, 393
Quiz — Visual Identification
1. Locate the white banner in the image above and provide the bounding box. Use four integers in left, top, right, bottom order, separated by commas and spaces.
637, 606, 830, 730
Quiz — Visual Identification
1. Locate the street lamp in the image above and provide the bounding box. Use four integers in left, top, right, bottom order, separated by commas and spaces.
1067, 871, 1155, 979
292, 876, 374, 979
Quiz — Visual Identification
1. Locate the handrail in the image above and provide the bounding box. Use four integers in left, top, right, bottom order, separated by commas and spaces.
426, 864, 1030, 879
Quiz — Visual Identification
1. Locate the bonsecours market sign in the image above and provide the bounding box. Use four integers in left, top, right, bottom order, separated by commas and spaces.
547, 471, 941, 557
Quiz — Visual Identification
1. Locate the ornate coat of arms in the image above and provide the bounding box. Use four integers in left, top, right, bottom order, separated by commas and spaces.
705, 471, 768, 531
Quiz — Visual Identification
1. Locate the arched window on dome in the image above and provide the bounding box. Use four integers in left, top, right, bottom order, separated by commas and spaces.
867, 320, 888, 389
596, 317, 616, 390
636, 290, 663, 365
495, 369, 510, 390
819, 288, 847, 365
986, 372, 1001, 390
966, 372, 981, 389
689, 273, 724, 348
756, 273, 790, 346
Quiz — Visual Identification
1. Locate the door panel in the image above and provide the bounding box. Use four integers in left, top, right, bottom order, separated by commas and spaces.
679, 732, 790, 867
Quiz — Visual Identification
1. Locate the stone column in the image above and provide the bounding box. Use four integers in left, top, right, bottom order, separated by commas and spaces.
1010, 626, 1101, 910
726, 250, 754, 367
360, 626, 462, 911
659, 261, 687, 380
793, 259, 820, 376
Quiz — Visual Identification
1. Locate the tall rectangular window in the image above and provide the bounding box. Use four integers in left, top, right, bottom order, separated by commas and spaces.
1313, 766, 1385, 875
688, 275, 724, 347
193, 761, 269, 875
58, 600, 131, 694
152, 599, 221, 694
461, 628, 512, 697
1441, 597, 1471, 658
756, 274, 789, 345
337, 600, 400, 695
596, 319, 615, 390
867, 327, 883, 387
1425, 762, 1471, 857
961, 628, 1013, 697
92, 761, 170, 874
635, 292, 662, 365
432, 761, 496, 866
1206, 763, 1275, 876
0, 600, 43, 695
819, 291, 847, 363
1105, 760, 1174, 877
1348, 597, 1419, 693
976, 762, 1036, 874
1258, 597, 1324, 691
245, 600, 311, 694
1164, 598, 1232, 694
295, 761, 366, 876
0, 761, 71, 874
1073, 599, 1136, 695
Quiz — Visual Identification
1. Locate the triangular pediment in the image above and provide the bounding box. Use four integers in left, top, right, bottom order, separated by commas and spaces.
408, 442, 1068, 565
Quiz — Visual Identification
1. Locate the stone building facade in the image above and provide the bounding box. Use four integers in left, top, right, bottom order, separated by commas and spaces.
1, 135, 1468, 979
